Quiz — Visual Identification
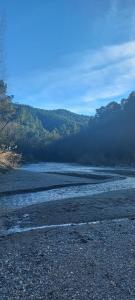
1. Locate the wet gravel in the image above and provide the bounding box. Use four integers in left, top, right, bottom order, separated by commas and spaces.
0, 169, 107, 196
1, 188, 135, 235
0, 218, 135, 299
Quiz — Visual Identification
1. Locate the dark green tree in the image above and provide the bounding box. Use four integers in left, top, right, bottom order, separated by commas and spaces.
0, 80, 15, 133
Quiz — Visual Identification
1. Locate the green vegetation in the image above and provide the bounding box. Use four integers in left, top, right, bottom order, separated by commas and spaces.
0, 80, 21, 169
49, 92, 135, 165
0, 80, 89, 161
0, 80, 15, 134
1, 79, 135, 166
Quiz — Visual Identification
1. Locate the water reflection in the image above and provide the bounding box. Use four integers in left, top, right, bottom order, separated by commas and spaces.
21, 162, 114, 174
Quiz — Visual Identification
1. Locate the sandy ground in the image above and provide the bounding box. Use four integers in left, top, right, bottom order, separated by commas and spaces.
0, 169, 135, 299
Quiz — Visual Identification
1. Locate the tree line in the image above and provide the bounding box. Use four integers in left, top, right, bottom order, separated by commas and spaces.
1, 79, 135, 165
45, 92, 135, 166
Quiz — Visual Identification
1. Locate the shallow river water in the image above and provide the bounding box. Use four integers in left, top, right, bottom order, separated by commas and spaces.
0, 163, 135, 210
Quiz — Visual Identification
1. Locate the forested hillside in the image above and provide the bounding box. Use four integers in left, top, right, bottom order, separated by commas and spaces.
8, 105, 89, 160
46, 92, 135, 165
1, 80, 135, 165
0, 81, 89, 160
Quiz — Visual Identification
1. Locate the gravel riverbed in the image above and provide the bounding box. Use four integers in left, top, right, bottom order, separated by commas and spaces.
0, 218, 135, 300
0, 167, 135, 299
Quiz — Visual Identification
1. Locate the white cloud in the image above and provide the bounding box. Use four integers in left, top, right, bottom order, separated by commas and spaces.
8, 40, 135, 114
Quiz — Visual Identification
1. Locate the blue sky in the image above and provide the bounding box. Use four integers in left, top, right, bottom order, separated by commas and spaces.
0, 0, 135, 114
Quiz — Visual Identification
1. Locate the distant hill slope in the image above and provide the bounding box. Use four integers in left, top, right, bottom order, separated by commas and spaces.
14, 104, 89, 135
3, 103, 89, 160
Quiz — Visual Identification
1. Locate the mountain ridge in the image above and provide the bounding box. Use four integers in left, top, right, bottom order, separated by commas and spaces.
1, 101, 89, 161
